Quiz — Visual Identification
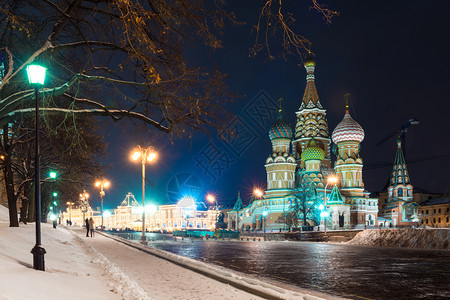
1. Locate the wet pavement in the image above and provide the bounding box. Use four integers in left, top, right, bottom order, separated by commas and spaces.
108, 232, 450, 300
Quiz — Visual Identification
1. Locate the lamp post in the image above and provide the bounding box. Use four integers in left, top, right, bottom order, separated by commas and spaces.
206, 194, 218, 227
262, 210, 268, 240
79, 191, 89, 224
66, 202, 74, 224
27, 64, 47, 271
95, 180, 110, 232
131, 145, 157, 244
322, 175, 339, 235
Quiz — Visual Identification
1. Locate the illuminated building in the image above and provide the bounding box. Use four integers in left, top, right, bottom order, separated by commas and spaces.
228, 56, 378, 231
378, 139, 419, 227
62, 192, 216, 231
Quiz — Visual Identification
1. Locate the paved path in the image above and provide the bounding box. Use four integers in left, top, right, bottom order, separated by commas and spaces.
72, 228, 266, 300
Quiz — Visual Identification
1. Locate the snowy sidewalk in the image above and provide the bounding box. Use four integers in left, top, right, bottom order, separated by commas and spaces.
72, 227, 267, 300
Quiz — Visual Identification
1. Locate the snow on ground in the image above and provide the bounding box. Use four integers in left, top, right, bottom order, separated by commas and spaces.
0, 206, 336, 300
348, 228, 450, 249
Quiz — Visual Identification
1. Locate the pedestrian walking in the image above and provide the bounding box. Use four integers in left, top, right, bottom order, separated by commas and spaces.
89, 217, 95, 237
85, 218, 90, 237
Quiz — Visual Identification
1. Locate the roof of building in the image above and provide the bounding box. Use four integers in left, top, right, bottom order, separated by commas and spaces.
298, 57, 324, 111
421, 196, 450, 206
332, 109, 365, 143
269, 110, 292, 140
389, 139, 411, 187
301, 138, 325, 161
328, 185, 345, 204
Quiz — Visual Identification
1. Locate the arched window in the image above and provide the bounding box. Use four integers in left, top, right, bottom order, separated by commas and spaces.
397, 188, 403, 197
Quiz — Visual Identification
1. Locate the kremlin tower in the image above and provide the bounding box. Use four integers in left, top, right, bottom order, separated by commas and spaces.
378, 139, 417, 227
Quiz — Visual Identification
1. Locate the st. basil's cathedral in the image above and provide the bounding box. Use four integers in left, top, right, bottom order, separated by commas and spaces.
228, 57, 383, 231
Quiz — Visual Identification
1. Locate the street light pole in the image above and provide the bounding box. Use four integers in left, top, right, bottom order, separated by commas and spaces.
263, 210, 268, 240
95, 181, 109, 232
322, 176, 338, 236
27, 64, 47, 271
131, 145, 157, 245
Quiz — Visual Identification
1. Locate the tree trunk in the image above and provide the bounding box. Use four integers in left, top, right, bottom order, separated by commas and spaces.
3, 125, 18, 227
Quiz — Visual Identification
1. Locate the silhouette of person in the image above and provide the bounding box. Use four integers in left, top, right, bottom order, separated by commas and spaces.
85, 218, 90, 237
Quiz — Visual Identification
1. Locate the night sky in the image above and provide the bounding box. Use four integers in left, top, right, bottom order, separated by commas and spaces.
90, 1, 450, 211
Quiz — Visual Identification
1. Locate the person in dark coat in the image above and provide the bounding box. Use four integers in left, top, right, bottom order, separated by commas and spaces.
85, 218, 90, 237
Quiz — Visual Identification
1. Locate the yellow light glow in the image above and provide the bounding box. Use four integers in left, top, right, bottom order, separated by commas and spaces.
327, 176, 338, 185
131, 151, 141, 161
147, 152, 157, 162
95, 181, 100, 187
104, 181, 110, 188
206, 194, 215, 203
253, 188, 263, 198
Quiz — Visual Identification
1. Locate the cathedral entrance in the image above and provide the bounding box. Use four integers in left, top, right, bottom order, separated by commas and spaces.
339, 213, 345, 228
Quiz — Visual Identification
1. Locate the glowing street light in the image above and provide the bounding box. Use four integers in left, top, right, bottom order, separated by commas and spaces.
79, 191, 90, 223
131, 145, 157, 244
253, 188, 264, 199
95, 180, 109, 232
27, 64, 47, 271
206, 194, 219, 224
262, 210, 268, 240
322, 175, 339, 235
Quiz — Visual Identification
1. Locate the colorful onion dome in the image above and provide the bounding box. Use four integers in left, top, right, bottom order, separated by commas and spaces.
269, 112, 292, 140
301, 138, 325, 161
332, 110, 365, 143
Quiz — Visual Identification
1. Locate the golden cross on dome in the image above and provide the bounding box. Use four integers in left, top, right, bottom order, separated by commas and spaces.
344, 93, 351, 110
278, 97, 283, 113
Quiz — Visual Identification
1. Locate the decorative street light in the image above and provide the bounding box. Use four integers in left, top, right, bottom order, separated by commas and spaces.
206, 194, 219, 226
79, 191, 89, 224
322, 175, 339, 235
262, 210, 268, 240
95, 180, 110, 232
66, 202, 74, 224
27, 64, 47, 271
131, 145, 157, 245
253, 188, 264, 199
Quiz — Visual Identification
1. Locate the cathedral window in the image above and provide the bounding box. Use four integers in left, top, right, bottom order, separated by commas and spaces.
397, 188, 403, 197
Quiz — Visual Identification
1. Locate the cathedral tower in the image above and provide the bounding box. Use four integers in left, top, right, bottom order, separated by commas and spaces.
388, 139, 413, 201
292, 57, 332, 176
265, 109, 296, 199
331, 102, 365, 197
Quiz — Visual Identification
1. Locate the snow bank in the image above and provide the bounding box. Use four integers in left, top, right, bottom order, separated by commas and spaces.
0, 204, 9, 222
348, 228, 450, 249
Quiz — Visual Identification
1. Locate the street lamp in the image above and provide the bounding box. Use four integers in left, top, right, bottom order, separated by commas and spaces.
27, 64, 47, 271
206, 194, 218, 226
131, 145, 157, 244
322, 175, 339, 235
66, 202, 74, 224
79, 191, 89, 224
95, 180, 110, 232
262, 210, 268, 240
253, 188, 263, 199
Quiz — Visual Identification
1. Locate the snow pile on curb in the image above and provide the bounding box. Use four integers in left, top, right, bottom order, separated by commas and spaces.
71, 231, 151, 300
348, 229, 450, 249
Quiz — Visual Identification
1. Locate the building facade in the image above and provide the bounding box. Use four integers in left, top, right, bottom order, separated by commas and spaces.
378, 139, 419, 227
62, 193, 217, 232
228, 57, 378, 231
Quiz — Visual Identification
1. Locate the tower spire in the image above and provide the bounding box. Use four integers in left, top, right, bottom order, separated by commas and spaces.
344, 93, 350, 112
390, 137, 410, 186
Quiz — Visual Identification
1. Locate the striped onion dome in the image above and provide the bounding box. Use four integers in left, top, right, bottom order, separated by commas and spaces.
301, 138, 325, 161
332, 110, 365, 143
269, 112, 292, 140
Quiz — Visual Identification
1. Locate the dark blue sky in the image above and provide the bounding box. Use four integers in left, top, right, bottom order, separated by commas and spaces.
91, 1, 450, 211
